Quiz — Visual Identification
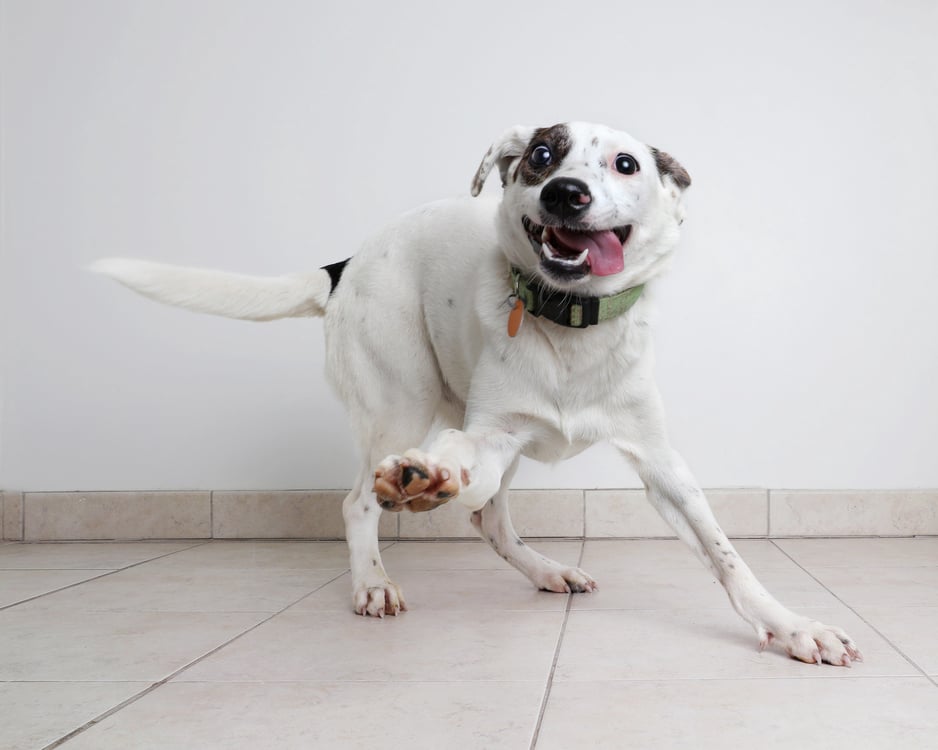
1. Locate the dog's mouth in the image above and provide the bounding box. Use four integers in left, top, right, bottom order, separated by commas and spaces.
522, 215, 631, 279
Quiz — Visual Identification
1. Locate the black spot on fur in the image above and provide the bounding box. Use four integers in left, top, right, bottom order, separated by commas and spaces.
649, 146, 692, 189
518, 124, 572, 186
436, 491, 452, 499
322, 258, 350, 295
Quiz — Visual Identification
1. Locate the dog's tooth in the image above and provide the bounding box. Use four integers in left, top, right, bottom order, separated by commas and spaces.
542, 242, 589, 267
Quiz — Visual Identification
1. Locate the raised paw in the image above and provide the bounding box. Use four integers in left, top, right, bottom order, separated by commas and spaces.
758, 618, 863, 667
353, 578, 407, 618
373, 450, 462, 513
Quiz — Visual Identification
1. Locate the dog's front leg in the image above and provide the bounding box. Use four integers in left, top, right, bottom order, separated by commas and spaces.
343, 476, 405, 618
614, 436, 862, 666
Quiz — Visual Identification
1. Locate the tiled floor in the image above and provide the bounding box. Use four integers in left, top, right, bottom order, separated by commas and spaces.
1, 538, 937, 749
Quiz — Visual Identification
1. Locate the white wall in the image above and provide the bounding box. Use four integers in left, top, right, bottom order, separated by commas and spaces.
1, 0, 936, 492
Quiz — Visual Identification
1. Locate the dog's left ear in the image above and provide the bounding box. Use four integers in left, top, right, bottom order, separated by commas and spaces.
649, 147, 692, 191
470, 125, 535, 196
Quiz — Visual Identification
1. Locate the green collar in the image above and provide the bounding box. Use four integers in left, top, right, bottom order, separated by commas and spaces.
510, 267, 644, 329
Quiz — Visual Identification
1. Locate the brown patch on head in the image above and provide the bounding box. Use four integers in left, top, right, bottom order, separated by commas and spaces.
517, 124, 572, 186
649, 147, 692, 190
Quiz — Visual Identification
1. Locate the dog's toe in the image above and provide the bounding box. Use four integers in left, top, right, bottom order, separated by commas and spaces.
373, 450, 460, 512
760, 618, 861, 667
535, 566, 598, 594
354, 580, 407, 618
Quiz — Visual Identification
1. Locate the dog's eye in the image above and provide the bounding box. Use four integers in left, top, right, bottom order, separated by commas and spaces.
529, 145, 552, 168
615, 154, 639, 175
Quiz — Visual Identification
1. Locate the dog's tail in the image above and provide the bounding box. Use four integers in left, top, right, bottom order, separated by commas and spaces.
90, 258, 336, 321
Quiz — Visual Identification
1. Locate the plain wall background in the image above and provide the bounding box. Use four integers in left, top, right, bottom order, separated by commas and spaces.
1, 0, 936, 492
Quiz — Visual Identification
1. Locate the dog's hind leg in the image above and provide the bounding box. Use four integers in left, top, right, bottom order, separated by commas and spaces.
471, 459, 597, 594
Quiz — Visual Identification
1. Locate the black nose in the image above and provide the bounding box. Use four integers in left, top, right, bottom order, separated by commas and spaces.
540, 177, 592, 221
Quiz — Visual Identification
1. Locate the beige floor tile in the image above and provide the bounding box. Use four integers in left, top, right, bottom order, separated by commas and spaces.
0, 541, 202, 569
770, 490, 938, 536
0, 681, 149, 750
24, 492, 211, 540
570, 564, 840, 611
503, 490, 584, 537
399, 489, 584, 538
57, 681, 543, 750
144, 540, 353, 570
809, 566, 938, 608
294, 569, 568, 612
380, 540, 583, 570
0, 569, 109, 608
177, 609, 563, 683
0, 606, 266, 681
398, 498, 477, 537
856, 606, 938, 675
25, 563, 343, 613
586, 488, 767, 537
2, 491, 24, 540
580, 538, 795, 572
554, 606, 914, 681
536, 678, 938, 750
776, 537, 938, 568
212, 491, 398, 539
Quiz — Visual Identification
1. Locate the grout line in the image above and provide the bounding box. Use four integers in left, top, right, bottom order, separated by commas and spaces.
766, 488, 772, 537
770, 539, 937, 686
0, 541, 211, 612
42, 565, 352, 749
580, 489, 586, 539
528, 538, 585, 749
209, 490, 215, 539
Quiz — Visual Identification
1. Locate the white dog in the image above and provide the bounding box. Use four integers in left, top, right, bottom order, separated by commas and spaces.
94, 122, 861, 666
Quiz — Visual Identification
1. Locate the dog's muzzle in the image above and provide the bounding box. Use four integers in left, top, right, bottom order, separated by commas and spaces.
522, 214, 631, 280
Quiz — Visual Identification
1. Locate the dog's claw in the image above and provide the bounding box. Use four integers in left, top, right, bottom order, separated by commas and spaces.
764, 619, 859, 668
353, 581, 407, 618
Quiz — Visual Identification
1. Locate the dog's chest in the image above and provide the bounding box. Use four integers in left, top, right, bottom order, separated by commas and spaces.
502, 325, 645, 461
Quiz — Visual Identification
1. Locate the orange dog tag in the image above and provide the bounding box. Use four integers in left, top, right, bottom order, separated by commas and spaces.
507, 298, 524, 337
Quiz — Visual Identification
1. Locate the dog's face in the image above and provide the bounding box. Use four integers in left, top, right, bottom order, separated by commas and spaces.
472, 122, 691, 296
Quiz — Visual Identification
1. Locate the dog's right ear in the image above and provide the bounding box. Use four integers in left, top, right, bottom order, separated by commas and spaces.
470, 125, 535, 196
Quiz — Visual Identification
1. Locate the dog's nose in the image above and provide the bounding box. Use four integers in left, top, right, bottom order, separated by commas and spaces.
540, 177, 592, 221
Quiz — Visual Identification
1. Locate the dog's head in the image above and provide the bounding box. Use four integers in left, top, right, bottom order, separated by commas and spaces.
471, 122, 691, 296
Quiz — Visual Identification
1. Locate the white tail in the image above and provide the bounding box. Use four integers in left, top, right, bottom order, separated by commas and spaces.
90, 258, 333, 321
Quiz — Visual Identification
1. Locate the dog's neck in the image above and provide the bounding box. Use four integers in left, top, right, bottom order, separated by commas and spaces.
510, 267, 644, 330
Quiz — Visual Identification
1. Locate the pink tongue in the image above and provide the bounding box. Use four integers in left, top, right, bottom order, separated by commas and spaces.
551, 227, 624, 276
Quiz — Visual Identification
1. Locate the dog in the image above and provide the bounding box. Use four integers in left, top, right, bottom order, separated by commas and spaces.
94, 121, 861, 666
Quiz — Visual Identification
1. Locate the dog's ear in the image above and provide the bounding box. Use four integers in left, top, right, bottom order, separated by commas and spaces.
470, 126, 535, 196
649, 147, 692, 190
